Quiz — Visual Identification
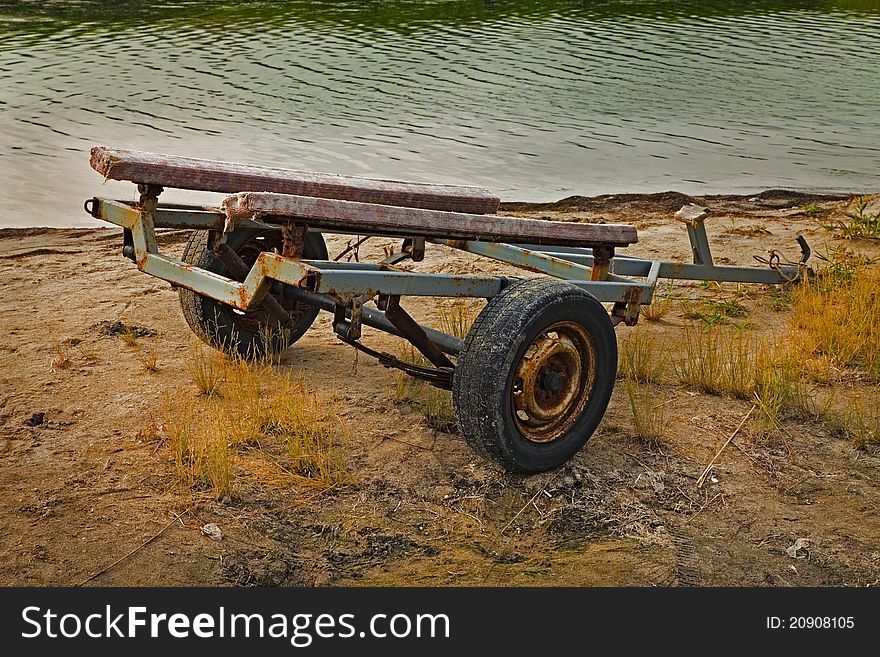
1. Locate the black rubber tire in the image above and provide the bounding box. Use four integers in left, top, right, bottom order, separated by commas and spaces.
452, 278, 617, 473
178, 228, 328, 359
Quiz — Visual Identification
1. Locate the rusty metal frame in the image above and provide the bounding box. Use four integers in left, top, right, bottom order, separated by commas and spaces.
89, 192, 810, 361
91, 198, 657, 309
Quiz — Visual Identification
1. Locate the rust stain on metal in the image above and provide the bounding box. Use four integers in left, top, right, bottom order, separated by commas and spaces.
624, 286, 642, 304
236, 284, 250, 310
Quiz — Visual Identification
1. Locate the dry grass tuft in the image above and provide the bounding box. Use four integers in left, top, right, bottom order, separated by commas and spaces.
120, 322, 141, 349
394, 346, 458, 432
78, 343, 99, 364
624, 381, 670, 442
640, 282, 674, 322
673, 326, 762, 398
791, 254, 880, 382
135, 414, 162, 444
184, 341, 224, 395
618, 330, 668, 383
137, 347, 159, 372
725, 224, 771, 236
50, 343, 72, 371
750, 345, 797, 435
823, 400, 880, 449
162, 355, 350, 497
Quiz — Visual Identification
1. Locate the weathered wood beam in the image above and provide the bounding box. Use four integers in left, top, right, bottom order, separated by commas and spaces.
90, 146, 500, 215
223, 192, 638, 247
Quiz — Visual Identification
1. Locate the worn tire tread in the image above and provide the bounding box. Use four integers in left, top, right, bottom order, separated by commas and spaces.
453, 278, 616, 472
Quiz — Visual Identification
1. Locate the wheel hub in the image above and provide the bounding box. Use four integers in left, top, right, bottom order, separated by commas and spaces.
512, 322, 596, 443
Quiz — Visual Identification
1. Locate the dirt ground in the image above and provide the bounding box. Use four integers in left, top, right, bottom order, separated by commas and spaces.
1, 190, 878, 587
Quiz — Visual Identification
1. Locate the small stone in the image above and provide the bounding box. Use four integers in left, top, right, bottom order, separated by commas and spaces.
201, 523, 223, 541
24, 412, 46, 427
786, 537, 809, 558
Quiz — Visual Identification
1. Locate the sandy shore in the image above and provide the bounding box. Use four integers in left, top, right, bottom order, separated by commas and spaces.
1, 190, 879, 586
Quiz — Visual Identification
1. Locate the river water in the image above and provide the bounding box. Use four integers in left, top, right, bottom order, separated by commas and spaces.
1, 0, 879, 227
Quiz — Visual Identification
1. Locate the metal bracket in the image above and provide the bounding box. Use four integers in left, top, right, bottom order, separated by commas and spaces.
675, 204, 713, 266
611, 286, 643, 327
591, 245, 614, 281
402, 237, 426, 262
796, 235, 811, 264
333, 295, 363, 340
282, 223, 308, 258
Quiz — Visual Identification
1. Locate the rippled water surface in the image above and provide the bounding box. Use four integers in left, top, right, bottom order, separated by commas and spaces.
1, 0, 879, 227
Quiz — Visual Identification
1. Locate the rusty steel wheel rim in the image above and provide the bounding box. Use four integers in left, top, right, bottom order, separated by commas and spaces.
511, 321, 597, 443
228, 232, 308, 333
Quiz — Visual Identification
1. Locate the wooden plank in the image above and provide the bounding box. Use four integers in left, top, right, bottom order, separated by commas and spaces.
223, 192, 638, 248
90, 146, 500, 215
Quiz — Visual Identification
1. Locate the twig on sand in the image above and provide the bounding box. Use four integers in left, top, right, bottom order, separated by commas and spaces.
76, 515, 180, 586
688, 492, 724, 522
501, 487, 548, 534
696, 405, 755, 488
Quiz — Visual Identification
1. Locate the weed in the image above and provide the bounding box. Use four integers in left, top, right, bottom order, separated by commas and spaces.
640, 282, 673, 322
624, 381, 670, 442
800, 202, 827, 218
205, 417, 235, 497
252, 371, 350, 489
697, 280, 724, 293
619, 331, 668, 383
751, 346, 796, 435
135, 415, 163, 444
78, 343, 99, 364
184, 341, 224, 395
394, 346, 457, 432
680, 298, 748, 328
792, 253, 880, 381
673, 326, 760, 398
438, 299, 481, 339
821, 397, 880, 449
640, 300, 668, 322
253, 323, 292, 364
811, 245, 877, 290
822, 196, 880, 240
725, 224, 771, 236
391, 300, 478, 432
163, 395, 200, 489
120, 322, 140, 349
769, 288, 794, 312
137, 347, 159, 372
162, 359, 350, 496
50, 343, 72, 371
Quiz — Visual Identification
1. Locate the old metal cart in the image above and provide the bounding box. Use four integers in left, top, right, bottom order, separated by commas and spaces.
84, 147, 810, 473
